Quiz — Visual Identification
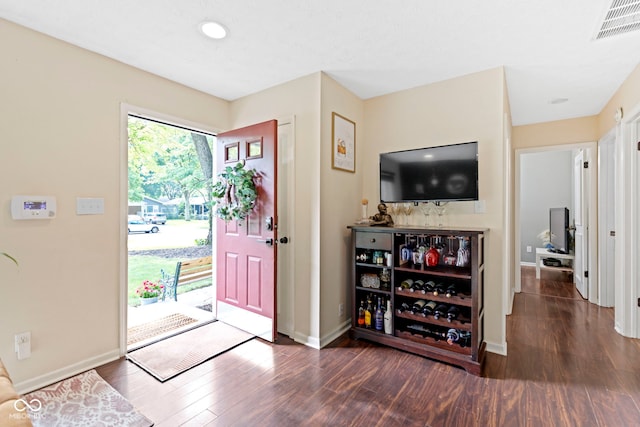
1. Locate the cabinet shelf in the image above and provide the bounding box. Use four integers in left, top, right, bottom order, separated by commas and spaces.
395, 330, 472, 356
395, 288, 473, 307
355, 262, 390, 269
395, 310, 472, 331
350, 225, 486, 375
355, 286, 391, 295
395, 265, 471, 280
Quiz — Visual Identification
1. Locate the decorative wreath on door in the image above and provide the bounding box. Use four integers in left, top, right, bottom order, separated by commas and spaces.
212, 162, 258, 222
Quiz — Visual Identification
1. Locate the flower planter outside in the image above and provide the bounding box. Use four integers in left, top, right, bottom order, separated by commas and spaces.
140, 296, 158, 305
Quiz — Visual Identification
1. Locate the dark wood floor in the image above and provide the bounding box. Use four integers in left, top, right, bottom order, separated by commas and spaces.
520, 265, 583, 300
97, 270, 640, 426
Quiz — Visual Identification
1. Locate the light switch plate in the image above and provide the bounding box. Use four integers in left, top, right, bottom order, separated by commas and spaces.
77, 197, 105, 215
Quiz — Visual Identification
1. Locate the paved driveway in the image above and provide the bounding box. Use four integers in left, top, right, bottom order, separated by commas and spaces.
128, 219, 211, 251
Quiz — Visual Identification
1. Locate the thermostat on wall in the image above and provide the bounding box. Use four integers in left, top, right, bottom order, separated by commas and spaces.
11, 195, 57, 220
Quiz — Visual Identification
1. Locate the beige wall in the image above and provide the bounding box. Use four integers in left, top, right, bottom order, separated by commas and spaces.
229, 73, 323, 344
4, 12, 639, 390
363, 68, 508, 351
0, 19, 229, 386
511, 64, 640, 150
598, 63, 640, 136
319, 73, 364, 342
512, 116, 599, 150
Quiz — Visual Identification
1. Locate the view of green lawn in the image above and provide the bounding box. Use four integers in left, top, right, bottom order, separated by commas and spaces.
128, 254, 212, 306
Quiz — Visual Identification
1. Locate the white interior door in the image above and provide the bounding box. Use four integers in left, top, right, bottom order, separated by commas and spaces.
574, 150, 588, 299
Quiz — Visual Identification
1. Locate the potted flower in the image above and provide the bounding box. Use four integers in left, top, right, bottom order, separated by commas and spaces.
136, 280, 164, 305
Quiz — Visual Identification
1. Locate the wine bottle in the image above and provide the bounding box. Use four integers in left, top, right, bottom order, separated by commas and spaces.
357, 301, 365, 327
421, 300, 437, 317
400, 279, 413, 290
412, 279, 425, 293
423, 280, 435, 293
375, 298, 384, 331
433, 303, 448, 320
412, 299, 427, 314
384, 300, 392, 334
397, 302, 411, 314
447, 329, 471, 347
365, 298, 373, 328
432, 282, 446, 296
445, 283, 457, 298
446, 305, 460, 322
407, 324, 446, 341
446, 328, 460, 345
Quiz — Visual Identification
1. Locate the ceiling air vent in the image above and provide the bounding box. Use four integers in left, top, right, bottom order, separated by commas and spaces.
596, 0, 640, 39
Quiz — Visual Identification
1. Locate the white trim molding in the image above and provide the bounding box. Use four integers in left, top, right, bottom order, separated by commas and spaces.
14, 350, 120, 395
615, 103, 640, 338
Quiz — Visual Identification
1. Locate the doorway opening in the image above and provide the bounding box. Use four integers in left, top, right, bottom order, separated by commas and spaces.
514, 142, 599, 305
126, 113, 216, 350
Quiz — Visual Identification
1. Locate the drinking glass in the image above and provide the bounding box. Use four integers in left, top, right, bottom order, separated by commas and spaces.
402, 203, 414, 225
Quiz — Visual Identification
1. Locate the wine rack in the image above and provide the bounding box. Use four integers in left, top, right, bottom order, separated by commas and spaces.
349, 225, 486, 375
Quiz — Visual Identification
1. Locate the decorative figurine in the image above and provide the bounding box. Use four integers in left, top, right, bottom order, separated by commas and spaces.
369, 203, 394, 226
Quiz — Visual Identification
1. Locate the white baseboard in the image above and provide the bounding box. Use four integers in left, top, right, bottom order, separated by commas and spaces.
520, 261, 536, 267
485, 340, 507, 356
292, 319, 351, 350
293, 331, 320, 349
14, 349, 120, 394
319, 319, 351, 348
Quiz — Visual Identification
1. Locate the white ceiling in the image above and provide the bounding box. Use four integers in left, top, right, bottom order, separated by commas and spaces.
1, 0, 639, 126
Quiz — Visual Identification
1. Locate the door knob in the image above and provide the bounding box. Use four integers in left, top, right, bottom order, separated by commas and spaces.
279, 236, 289, 244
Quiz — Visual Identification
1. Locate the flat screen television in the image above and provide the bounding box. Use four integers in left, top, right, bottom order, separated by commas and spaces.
549, 207, 570, 254
379, 141, 478, 203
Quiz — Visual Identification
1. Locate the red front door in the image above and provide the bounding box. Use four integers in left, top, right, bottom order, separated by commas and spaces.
215, 120, 278, 342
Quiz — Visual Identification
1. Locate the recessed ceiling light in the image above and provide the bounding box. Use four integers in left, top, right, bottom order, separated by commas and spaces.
200, 21, 228, 39
549, 98, 569, 105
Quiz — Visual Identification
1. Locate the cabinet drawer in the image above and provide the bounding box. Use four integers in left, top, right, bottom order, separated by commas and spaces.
355, 231, 391, 250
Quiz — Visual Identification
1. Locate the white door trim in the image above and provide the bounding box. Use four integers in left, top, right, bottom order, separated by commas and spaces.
597, 128, 616, 308
615, 103, 640, 337
276, 116, 296, 338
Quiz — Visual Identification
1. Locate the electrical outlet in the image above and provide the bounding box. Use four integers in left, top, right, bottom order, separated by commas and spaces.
338, 303, 345, 317
15, 331, 31, 360
526, 246, 532, 253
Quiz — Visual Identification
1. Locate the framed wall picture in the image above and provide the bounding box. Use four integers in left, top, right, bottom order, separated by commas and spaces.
331, 112, 356, 173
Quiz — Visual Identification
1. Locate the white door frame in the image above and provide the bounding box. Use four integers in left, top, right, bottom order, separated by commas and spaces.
598, 128, 616, 308
615, 104, 640, 337
514, 142, 599, 304
276, 116, 296, 338
118, 103, 221, 355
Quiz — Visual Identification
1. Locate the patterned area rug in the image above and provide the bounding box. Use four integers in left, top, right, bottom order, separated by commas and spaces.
127, 313, 198, 346
25, 369, 153, 427
127, 321, 254, 382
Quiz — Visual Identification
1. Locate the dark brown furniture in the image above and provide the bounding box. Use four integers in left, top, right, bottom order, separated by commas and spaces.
349, 225, 486, 375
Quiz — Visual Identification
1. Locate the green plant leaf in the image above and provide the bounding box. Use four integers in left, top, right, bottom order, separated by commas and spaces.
1, 252, 18, 266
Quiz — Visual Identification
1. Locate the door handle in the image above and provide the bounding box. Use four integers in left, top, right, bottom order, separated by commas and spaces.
256, 238, 274, 247
279, 237, 289, 244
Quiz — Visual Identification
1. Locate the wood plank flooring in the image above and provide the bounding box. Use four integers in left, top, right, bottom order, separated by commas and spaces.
97, 270, 640, 426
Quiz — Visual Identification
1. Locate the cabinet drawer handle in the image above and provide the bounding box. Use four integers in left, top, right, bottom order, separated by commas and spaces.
370, 238, 376, 243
